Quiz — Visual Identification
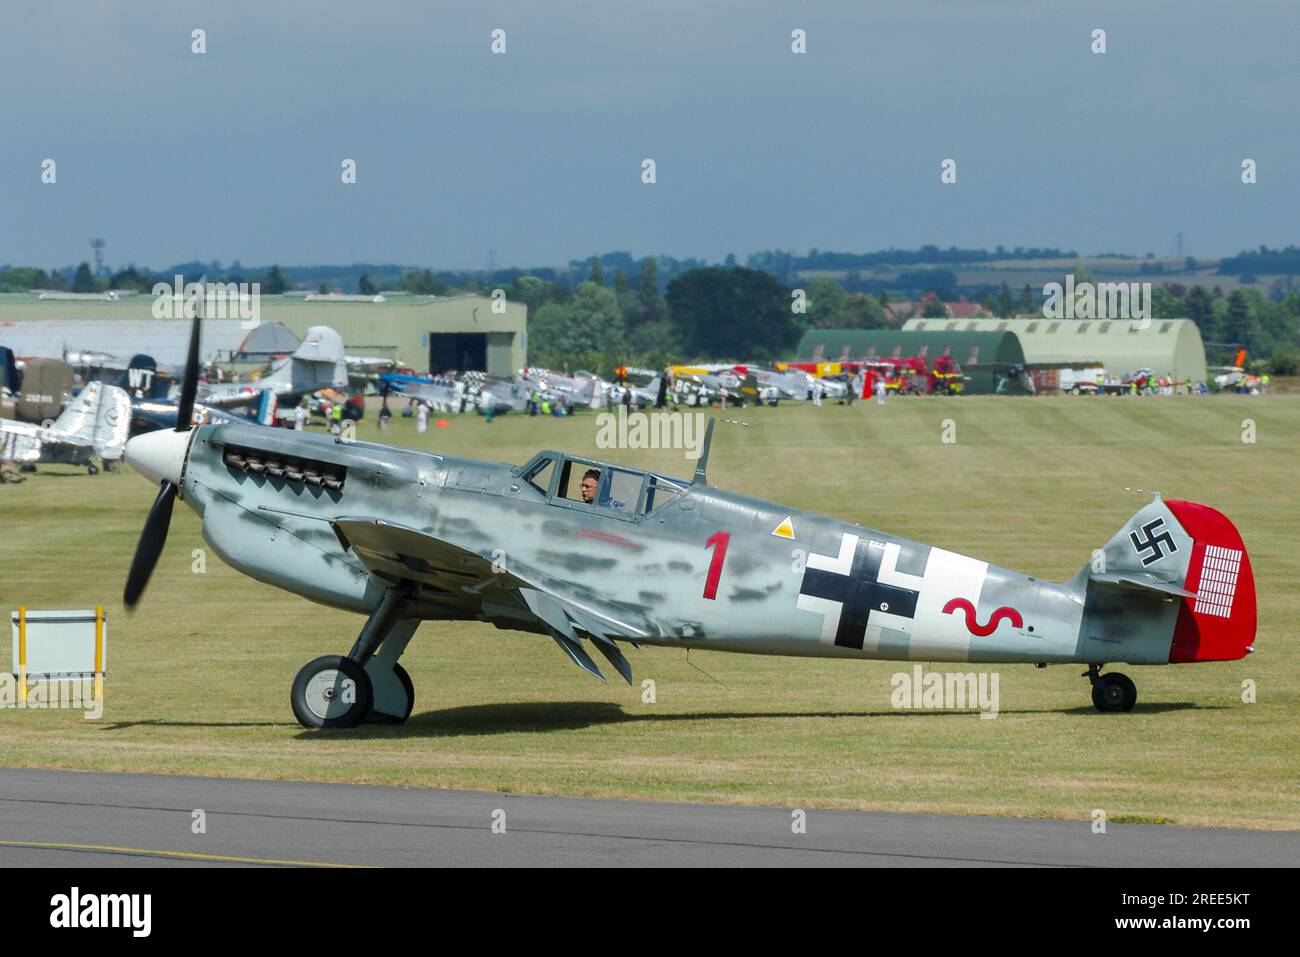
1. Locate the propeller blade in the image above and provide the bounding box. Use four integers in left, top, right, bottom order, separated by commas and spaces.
173, 290, 202, 431
123, 480, 177, 608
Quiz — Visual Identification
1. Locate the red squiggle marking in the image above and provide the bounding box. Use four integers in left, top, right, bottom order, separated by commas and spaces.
942, 598, 1023, 637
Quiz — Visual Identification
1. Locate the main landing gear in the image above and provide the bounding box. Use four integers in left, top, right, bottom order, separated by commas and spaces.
1084, 664, 1137, 713
291, 586, 419, 729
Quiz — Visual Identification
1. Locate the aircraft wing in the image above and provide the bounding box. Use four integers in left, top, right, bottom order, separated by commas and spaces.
197, 384, 268, 409
331, 517, 654, 683
0, 420, 43, 462
384, 376, 461, 405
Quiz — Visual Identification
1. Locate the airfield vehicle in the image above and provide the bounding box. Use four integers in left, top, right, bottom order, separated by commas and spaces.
120, 312, 1259, 728
928, 355, 966, 395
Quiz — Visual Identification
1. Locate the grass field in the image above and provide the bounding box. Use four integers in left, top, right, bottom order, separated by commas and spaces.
1, 395, 1296, 830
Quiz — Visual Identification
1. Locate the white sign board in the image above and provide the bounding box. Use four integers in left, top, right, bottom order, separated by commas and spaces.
11, 608, 107, 678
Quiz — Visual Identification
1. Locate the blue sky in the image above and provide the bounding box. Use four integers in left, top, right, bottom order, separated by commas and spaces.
2, 0, 1296, 270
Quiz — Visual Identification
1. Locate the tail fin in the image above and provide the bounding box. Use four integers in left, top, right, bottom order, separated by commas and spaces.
288, 326, 348, 391
52, 380, 105, 432
1076, 497, 1256, 663
50, 382, 133, 459
1164, 499, 1257, 662
122, 354, 161, 398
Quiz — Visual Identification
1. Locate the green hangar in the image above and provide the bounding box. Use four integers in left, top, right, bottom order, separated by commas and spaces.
903, 317, 1207, 384
0, 292, 527, 378
795, 327, 1026, 394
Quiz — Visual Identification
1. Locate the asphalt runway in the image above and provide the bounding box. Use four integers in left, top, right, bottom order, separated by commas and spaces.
0, 768, 1294, 867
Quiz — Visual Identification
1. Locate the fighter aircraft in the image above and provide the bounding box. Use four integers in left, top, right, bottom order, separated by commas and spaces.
120, 313, 1258, 727
130, 394, 268, 433
741, 365, 813, 402
473, 374, 532, 415
1, 380, 132, 474
65, 351, 176, 400
197, 325, 348, 409
609, 367, 667, 408
519, 367, 603, 410
380, 372, 471, 413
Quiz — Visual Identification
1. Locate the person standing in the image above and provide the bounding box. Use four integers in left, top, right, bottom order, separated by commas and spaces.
416, 401, 429, 434
293, 403, 308, 431
812, 380, 823, 407
874, 375, 887, 405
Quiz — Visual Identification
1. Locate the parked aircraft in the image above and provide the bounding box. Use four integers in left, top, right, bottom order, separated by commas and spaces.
199, 325, 348, 409
0, 381, 132, 474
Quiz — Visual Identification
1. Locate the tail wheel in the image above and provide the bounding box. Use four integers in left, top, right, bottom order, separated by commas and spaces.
1091, 672, 1137, 713
292, 655, 373, 729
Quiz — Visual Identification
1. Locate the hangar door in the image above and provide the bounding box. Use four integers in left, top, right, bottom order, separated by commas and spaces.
428, 333, 487, 374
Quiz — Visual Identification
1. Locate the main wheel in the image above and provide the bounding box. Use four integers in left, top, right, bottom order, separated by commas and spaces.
291, 655, 373, 729
369, 662, 415, 724
1091, 672, 1137, 713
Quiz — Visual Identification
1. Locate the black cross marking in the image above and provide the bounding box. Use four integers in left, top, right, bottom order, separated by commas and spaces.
799, 539, 920, 650
1129, 517, 1178, 567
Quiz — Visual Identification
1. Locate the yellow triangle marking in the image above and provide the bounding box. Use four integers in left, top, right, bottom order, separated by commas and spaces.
771, 517, 795, 539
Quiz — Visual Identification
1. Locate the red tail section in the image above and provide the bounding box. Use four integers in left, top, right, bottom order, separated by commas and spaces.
1165, 500, 1257, 663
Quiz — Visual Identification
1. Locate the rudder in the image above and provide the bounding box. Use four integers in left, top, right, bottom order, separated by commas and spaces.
1164, 500, 1257, 663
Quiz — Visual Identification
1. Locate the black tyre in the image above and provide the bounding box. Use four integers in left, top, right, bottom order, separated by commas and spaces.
369, 662, 415, 724
1091, 672, 1137, 713
291, 655, 373, 729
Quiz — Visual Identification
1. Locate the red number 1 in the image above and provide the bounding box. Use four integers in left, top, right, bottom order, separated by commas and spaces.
703, 531, 730, 600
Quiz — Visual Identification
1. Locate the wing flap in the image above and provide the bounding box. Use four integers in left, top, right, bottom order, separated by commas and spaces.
548, 631, 606, 682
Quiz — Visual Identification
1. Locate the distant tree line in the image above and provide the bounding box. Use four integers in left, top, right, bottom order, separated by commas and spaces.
5, 245, 1300, 373
1217, 245, 1300, 276
746, 244, 1078, 276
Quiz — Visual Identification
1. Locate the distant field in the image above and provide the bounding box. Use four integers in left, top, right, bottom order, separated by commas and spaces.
0, 396, 1296, 829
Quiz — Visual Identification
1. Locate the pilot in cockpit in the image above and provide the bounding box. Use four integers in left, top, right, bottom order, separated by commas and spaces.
579, 469, 600, 503
579, 468, 625, 509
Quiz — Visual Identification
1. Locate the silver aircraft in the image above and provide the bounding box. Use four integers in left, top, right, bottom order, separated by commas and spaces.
121, 314, 1258, 727
519, 367, 603, 409
1, 380, 132, 474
